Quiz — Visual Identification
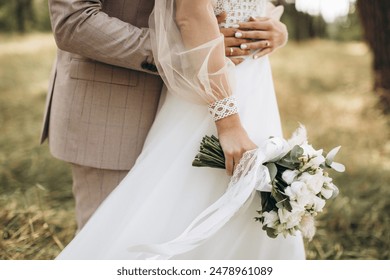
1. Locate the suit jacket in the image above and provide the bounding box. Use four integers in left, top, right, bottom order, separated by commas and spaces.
41, 0, 163, 171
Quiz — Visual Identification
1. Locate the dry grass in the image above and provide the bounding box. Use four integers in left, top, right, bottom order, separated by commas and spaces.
0, 34, 389, 260
272, 40, 390, 259
0, 33, 75, 259
0, 186, 75, 259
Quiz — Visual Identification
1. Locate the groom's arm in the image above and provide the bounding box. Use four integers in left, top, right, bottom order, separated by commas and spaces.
48, 0, 156, 74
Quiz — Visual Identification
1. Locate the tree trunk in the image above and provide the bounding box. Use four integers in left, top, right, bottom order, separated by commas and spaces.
15, 0, 34, 33
357, 0, 390, 114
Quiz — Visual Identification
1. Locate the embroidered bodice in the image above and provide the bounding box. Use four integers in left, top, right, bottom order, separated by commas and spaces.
212, 0, 267, 27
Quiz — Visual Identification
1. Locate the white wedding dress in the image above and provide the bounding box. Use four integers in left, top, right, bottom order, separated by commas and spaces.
57, 0, 305, 260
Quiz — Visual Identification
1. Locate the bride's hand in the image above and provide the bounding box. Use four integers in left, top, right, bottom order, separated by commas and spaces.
236, 16, 288, 58
215, 114, 257, 176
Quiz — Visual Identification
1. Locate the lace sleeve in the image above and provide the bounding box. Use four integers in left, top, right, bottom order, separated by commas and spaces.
149, 0, 235, 106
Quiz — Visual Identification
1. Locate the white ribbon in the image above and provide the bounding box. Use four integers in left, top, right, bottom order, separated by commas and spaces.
127, 137, 290, 259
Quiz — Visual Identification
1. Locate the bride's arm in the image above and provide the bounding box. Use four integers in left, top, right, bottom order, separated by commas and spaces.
175, 0, 257, 175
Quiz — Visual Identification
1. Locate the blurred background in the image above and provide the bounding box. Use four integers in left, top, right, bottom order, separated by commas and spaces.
0, 0, 389, 259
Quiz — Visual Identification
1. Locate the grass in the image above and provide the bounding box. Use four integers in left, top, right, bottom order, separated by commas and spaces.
0, 33, 75, 259
272, 40, 390, 259
0, 34, 389, 260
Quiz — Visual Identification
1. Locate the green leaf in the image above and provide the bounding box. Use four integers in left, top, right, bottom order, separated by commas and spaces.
290, 145, 304, 162
265, 227, 278, 239
266, 163, 277, 181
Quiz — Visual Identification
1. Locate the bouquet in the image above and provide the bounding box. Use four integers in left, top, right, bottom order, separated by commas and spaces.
192, 126, 345, 240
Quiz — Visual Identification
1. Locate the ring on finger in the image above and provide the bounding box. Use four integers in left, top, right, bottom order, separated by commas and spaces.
264, 40, 270, 47
230, 47, 234, 55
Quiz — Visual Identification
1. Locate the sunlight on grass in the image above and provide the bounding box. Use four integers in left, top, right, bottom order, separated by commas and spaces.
0, 33, 56, 96
0, 34, 389, 260
0, 33, 55, 55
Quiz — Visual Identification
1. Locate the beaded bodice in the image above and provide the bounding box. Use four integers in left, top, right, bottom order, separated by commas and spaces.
212, 0, 267, 27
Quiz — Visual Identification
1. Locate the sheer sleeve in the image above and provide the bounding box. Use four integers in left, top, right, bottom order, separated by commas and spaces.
149, 0, 235, 105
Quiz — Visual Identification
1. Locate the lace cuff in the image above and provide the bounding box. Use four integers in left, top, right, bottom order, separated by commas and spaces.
208, 96, 239, 121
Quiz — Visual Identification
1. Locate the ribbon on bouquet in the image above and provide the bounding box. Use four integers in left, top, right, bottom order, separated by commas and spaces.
127, 137, 290, 259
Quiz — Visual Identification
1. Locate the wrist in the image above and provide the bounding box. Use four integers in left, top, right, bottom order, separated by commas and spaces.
215, 114, 243, 133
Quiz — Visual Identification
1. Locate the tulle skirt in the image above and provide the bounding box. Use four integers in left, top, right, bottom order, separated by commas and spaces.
57, 56, 306, 260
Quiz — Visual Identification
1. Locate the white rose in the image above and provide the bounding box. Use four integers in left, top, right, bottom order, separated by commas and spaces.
321, 182, 339, 199
285, 181, 303, 199
282, 170, 299, 184
299, 171, 325, 195
285, 183, 313, 208
290, 200, 306, 212
308, 195, 326, 213
278, 208, 304, 229
321, 187, 334, 200
262, 211, 279, 228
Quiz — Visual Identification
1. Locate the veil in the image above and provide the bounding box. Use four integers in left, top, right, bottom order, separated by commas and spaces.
148, 0, 236, 105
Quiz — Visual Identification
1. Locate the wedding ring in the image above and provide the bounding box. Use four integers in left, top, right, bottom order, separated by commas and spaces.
265, 41, 270, 47
230, 47, 234, 55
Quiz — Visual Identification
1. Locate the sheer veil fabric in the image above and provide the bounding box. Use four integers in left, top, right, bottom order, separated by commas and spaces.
149, 0, 235, 104
56, 0, 306, 260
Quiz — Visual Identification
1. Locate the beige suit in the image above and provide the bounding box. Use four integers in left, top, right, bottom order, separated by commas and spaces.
42, 0, 163, 170
42, 0, 163, 228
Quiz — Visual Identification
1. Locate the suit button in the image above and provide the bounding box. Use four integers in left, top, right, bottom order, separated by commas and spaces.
148, 64, 157, 72
141, 61, 158, 73
141, 61, 150, 70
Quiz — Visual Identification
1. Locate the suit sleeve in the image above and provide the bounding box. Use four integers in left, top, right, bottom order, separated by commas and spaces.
48, 0, 156, 74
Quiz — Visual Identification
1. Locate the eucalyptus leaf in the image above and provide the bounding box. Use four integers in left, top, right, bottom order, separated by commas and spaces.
266, 162, 277, 181
276, 198, 290, 209
325, 146, 341, 165
265, 227, 278, 239
290, 145, 304, 162
277, 158, 298, 169
330, 162, 346, 172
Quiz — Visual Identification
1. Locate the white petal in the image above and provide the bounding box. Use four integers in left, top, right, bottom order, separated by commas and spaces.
326, 146, 341, 163
321, 188, 334, 200
331, 162, 346, 172
282, 170, 298, 184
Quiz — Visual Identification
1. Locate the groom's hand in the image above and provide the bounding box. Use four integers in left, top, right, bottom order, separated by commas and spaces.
217, 13, 288, 65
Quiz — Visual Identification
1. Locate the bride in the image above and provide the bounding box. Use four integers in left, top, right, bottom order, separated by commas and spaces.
57, 0, 306, 259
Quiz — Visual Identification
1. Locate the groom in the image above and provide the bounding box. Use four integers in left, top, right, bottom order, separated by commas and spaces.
41, 0, 288, 230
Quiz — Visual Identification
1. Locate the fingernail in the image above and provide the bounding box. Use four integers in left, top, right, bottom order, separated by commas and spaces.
235, 32, 243, 38
253, 55, 259, 59
240, 44, 248, 50
232, 24, 240, 28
